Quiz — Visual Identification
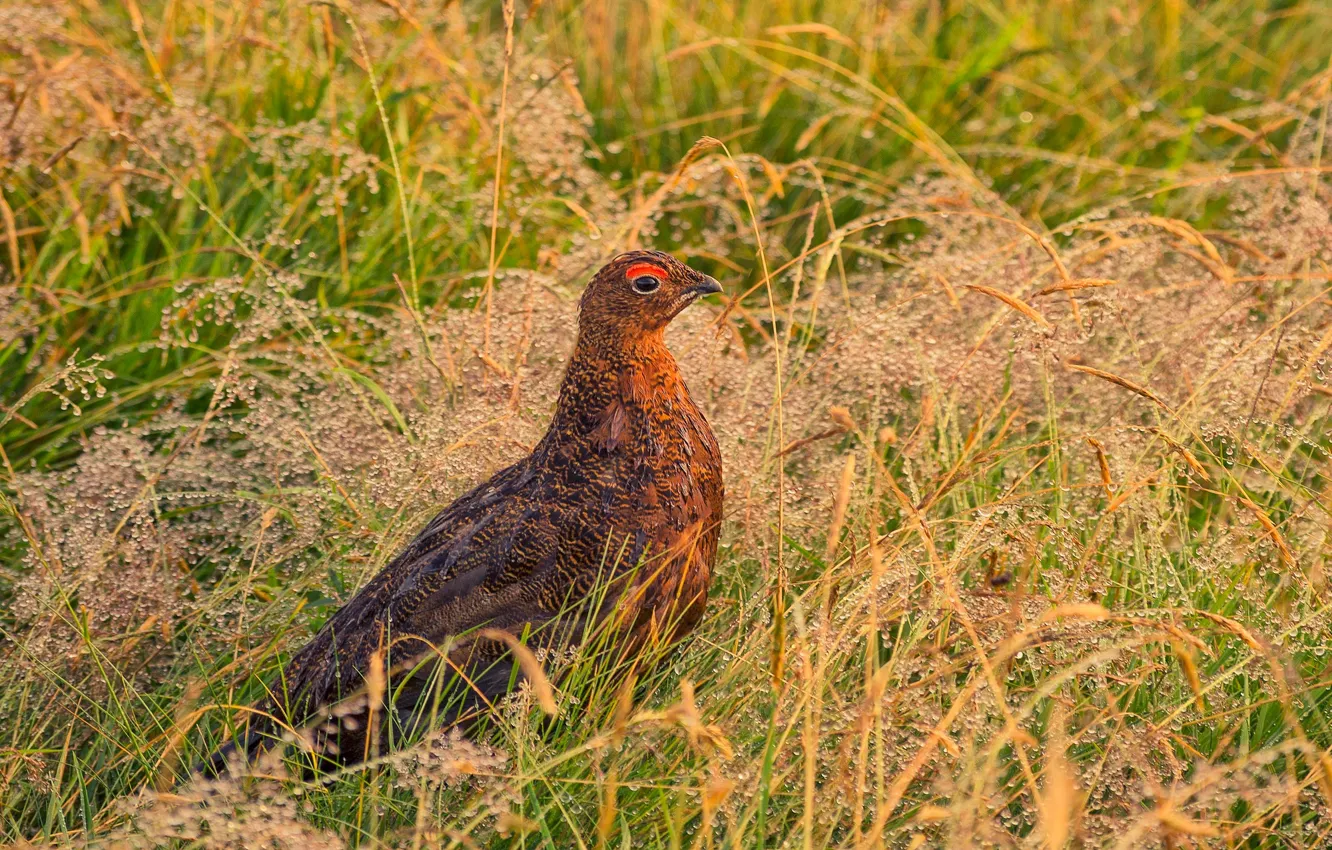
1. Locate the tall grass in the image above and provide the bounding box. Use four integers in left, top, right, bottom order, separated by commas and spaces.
3, 0, 1332, 846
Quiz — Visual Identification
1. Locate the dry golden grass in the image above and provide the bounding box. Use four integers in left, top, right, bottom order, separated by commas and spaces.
3, 0, 1332, 847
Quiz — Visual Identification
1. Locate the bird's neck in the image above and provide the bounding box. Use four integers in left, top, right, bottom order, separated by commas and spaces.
550, 328, 681, 428
573, 323, 669, 363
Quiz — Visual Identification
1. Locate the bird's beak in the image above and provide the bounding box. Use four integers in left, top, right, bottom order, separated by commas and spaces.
687, 275, 723, 298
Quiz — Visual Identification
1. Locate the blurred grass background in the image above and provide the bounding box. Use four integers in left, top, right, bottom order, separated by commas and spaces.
5, 0, 1326, 468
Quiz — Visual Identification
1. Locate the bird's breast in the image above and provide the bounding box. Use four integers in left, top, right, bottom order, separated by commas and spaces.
547, 351, 721, 546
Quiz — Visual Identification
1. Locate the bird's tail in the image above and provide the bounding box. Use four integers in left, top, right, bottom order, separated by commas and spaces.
193, 714, 280, 778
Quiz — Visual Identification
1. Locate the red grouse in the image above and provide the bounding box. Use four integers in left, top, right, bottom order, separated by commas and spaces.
205, 250, 724, 771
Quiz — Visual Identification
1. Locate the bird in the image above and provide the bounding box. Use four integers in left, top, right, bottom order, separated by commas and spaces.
201, 250, 725, 773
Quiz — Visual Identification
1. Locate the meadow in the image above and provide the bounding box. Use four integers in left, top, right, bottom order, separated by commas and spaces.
3, 0, 1332, 846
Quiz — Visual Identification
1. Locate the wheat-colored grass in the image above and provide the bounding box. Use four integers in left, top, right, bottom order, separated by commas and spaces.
3, 1, 1332, 847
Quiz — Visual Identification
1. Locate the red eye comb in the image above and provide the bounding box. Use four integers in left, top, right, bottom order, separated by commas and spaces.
625, 262, 667, 281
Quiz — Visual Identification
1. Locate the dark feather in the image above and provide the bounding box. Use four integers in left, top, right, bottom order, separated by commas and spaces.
200, 251, 724, 774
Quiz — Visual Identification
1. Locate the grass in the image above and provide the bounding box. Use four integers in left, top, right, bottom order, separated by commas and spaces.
3, 0, 1332, 846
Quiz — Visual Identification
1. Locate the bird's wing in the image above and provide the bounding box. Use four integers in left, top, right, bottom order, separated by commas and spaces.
267, 455, 569, 727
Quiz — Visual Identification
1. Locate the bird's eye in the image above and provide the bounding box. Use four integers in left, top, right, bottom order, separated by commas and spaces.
631, 275, 661, 294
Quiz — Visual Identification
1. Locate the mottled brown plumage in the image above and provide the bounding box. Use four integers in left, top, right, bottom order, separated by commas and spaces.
204, 251, 724, 772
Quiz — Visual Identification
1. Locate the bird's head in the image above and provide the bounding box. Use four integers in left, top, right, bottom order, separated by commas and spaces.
577, 250, 723, 339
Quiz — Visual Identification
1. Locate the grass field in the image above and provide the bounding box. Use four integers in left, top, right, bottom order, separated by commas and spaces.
4, 0, 1332, 846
